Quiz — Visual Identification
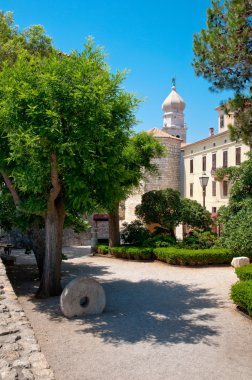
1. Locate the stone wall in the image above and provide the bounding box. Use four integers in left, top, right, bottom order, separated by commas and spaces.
144, 139, 181, 193
0, 259, 55, 380
122, 137, 182, 223
62, 219, 109, 246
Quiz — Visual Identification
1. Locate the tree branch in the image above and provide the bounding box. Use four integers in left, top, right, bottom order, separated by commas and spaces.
1, 171, 21, 206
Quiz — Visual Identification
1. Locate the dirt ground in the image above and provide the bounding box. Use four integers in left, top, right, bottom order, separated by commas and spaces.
6, 247, 252, 380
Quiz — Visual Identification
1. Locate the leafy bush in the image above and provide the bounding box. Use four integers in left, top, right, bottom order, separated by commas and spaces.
218, 199, 252, 257
154, 247, 233, 266
180, 230, 218, 249
109, 246, 154, 260
231, 280, 252, 316
120, 220, 150, 246
143, 234, 176, 248
235, 264, 252, 281
96, 245, 109, 255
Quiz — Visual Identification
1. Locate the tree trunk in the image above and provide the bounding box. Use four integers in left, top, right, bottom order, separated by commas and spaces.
36, 153, 65, 298
36, 198, 65, 298
109, 203, 120, 247
28, 227, 45, 279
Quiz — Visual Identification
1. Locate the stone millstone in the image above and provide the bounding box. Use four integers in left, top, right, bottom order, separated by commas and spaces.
60, 277, 106, 318
231, 257, 250, 268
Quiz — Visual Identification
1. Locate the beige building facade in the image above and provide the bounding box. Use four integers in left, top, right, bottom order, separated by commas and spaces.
183, 108, 250, 214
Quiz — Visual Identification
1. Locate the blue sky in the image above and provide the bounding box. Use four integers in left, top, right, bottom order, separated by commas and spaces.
3, 0, 233, 143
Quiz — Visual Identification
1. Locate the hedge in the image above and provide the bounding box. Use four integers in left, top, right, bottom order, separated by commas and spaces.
96, 245, 109, 255
231, 280, 252, 317
235, 264, 252, 281
109, 246, 154, 261
154, 247, 233, 266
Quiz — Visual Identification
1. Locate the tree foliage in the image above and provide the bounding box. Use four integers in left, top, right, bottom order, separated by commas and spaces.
217, 153, 252, 254
193, 1, 252, 145
136, 189, 212, 236
180, 198, 212, 230
136, 189, 181, 236
193, 0, 252, 92
0, 12, 140, 296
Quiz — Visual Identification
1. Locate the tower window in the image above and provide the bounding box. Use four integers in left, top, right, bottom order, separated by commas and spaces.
190, 183, 193, 197
212, 181, 216, 196
176, 135, 180, 138
190, 159, 193, 173
236, 147, 241, 165
212, 153, 216, 170
202, 156, 206, 172
220, 115, 224, 128
223, 181, 228, 196
223, 151, 228, 168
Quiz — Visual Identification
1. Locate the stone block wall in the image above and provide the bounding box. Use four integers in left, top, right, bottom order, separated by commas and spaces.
0, 259, 55, 379
122, 137, 182, 224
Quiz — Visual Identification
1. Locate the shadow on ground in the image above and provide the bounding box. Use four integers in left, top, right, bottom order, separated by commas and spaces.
7, 260, 222, 347
74, 278, 221, 346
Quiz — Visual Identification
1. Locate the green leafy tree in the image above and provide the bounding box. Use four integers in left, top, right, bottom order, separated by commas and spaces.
193, 0, 251, 92
0, 11, 55, 277
193, 0, 252, 145
0, 38, 139, 297
136, 189, 212, 237
180, 198, 212, 230
218, 199, 252, 256
136, 189, 182, 237
217, 153, 252, 253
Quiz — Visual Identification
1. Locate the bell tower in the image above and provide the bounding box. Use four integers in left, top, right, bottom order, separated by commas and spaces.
162, 79, 187, 142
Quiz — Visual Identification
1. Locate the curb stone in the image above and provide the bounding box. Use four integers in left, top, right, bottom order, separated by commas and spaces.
0, 259, 55, 380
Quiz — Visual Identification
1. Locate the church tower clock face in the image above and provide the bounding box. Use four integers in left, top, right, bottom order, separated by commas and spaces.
161, 79, 187, 143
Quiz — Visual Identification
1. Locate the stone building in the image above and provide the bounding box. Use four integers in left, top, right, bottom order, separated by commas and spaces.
65, 81, 249, 243
122, 82, 188, 224
122, 81, 249, 225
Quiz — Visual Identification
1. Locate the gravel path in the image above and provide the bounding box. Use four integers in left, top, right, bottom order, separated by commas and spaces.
6, 247, 252, 380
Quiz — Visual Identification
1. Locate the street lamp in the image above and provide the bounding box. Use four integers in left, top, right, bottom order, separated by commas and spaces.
199, 172, 209, 209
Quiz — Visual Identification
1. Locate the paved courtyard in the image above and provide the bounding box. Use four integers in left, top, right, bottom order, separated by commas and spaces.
7, 247, 252, 380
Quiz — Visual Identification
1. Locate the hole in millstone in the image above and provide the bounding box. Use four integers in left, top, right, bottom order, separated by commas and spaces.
80, 296, 89, 308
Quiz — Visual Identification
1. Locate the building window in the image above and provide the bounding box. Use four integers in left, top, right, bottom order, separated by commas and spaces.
212, 207, 217, 213
202, 156, 206, 172
190, 159, 193, 173
212, 153, 216, 170
223, 181, 228, 196
203, 146, 206, 150
213, 142, 216, 147
223, 151, 228, 168
236, 147, 241, 165
212, 181, 216, 196
220, 115, 224, 128
190, 183, 193, 197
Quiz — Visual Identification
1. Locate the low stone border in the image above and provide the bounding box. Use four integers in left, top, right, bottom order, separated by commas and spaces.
0, 259, 55, 380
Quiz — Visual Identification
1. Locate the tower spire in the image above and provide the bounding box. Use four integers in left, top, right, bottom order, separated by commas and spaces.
161, 80, 187, 142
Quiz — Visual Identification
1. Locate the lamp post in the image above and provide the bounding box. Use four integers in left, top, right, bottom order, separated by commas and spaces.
199, 173, 209, 209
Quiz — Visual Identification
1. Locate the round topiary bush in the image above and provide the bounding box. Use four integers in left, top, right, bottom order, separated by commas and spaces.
231, 280, 252, 317
235, 264, 252, 281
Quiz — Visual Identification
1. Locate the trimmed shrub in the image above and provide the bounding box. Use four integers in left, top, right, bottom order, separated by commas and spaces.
143, 234, 176, 248
96, 245, 109, 255
121, 220, 150, 246
180, 230, 218, 249
235, 264, 252, 281
154, 247, 233, 266
231, 280, 252, 316
109, 246, 154, 260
